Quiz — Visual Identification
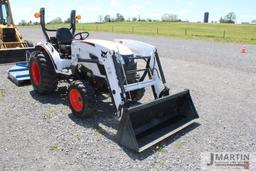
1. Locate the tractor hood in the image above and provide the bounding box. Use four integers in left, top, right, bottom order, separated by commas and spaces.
81, 39, 133, 56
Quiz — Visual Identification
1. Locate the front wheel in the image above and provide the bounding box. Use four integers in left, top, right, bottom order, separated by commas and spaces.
68, 81, 96, 117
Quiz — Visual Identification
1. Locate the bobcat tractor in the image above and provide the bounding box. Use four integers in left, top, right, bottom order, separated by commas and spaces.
29, 8, 199, 152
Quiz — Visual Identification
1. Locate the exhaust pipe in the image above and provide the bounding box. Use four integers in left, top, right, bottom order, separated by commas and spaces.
117, 90, 199, 152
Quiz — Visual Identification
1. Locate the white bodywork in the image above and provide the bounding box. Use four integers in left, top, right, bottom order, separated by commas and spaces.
37, 39, 165, 112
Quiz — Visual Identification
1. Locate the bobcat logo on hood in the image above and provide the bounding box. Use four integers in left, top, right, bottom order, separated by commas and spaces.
101, 50, 108, 58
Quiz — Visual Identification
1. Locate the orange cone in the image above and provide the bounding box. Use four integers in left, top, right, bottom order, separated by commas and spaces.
241, 47, 247, 53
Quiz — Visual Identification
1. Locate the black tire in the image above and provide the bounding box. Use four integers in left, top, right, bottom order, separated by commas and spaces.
127, 79, 145, 102
68, 80, 96, 117
24, 40, 34, 47
29, 51, 58, 94
129, 88, 145, 102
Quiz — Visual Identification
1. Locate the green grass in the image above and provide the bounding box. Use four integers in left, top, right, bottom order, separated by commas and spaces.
48, 145, 60, 152
27, 22, 256, 44
0, 89, 5, 99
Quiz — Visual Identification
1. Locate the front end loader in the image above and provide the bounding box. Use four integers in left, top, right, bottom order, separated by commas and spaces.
28, 8, 199, 152
0, 0, 34, 63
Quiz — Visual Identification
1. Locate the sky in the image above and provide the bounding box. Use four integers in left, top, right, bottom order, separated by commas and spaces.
10, 0, 256, 23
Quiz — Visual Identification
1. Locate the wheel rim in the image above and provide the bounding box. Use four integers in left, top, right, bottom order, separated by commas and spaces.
69, 89, 84, 112
31, 62, 41, 86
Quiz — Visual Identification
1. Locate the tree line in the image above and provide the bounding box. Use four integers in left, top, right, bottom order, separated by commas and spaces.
99, 13, 180, 22
18, 17, 74, 26
18, 11, 256, 26
99, 12, 255, 24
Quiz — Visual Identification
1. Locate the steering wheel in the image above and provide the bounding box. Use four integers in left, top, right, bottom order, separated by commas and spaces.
73, 32, 90, 40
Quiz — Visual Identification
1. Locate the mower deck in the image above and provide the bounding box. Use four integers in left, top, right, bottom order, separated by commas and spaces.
8, 62, 30, 86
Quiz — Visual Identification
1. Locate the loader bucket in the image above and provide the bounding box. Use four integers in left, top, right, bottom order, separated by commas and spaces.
117, 90, 199, 152
0, 48, 34, 64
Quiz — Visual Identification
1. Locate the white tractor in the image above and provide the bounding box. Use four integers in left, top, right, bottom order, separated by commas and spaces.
28, 8, 199, 152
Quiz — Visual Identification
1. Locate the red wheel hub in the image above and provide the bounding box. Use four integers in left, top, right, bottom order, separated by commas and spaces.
31, 62, 41, 86
69, 89, 84, 112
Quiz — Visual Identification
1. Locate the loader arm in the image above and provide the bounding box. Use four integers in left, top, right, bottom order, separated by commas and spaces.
114, 39, 168, 98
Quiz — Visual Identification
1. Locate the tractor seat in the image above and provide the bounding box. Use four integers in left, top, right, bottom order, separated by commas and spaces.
56, 28, 73, 56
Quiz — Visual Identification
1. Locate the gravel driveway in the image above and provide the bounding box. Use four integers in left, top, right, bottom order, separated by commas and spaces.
0, 28, 256, 171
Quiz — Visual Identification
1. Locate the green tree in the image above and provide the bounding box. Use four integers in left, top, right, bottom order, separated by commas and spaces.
104, 15, 111, 22
19, 20, 27, 26
33, 21, 40, 25
49, 17, 63, 24
65, 18, 71, 23
161, 13, 178, 22
220, 12, 236, 23
98, 15, 103, 22
116, 13, 125, 22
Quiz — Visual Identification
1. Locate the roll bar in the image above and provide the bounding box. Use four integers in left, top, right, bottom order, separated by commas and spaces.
39, 8, 76, 42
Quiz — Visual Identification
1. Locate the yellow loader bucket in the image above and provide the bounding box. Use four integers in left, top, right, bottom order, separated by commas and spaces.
0, 48, 33, 63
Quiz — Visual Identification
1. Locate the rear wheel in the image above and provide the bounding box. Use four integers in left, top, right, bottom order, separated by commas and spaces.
68, 81, 96, 117
29, 51, 57, 94
24, 40, 34, 47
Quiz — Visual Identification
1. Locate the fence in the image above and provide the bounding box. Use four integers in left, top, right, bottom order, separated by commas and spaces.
48, 23, 256, 44
78, 25, 245, 39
